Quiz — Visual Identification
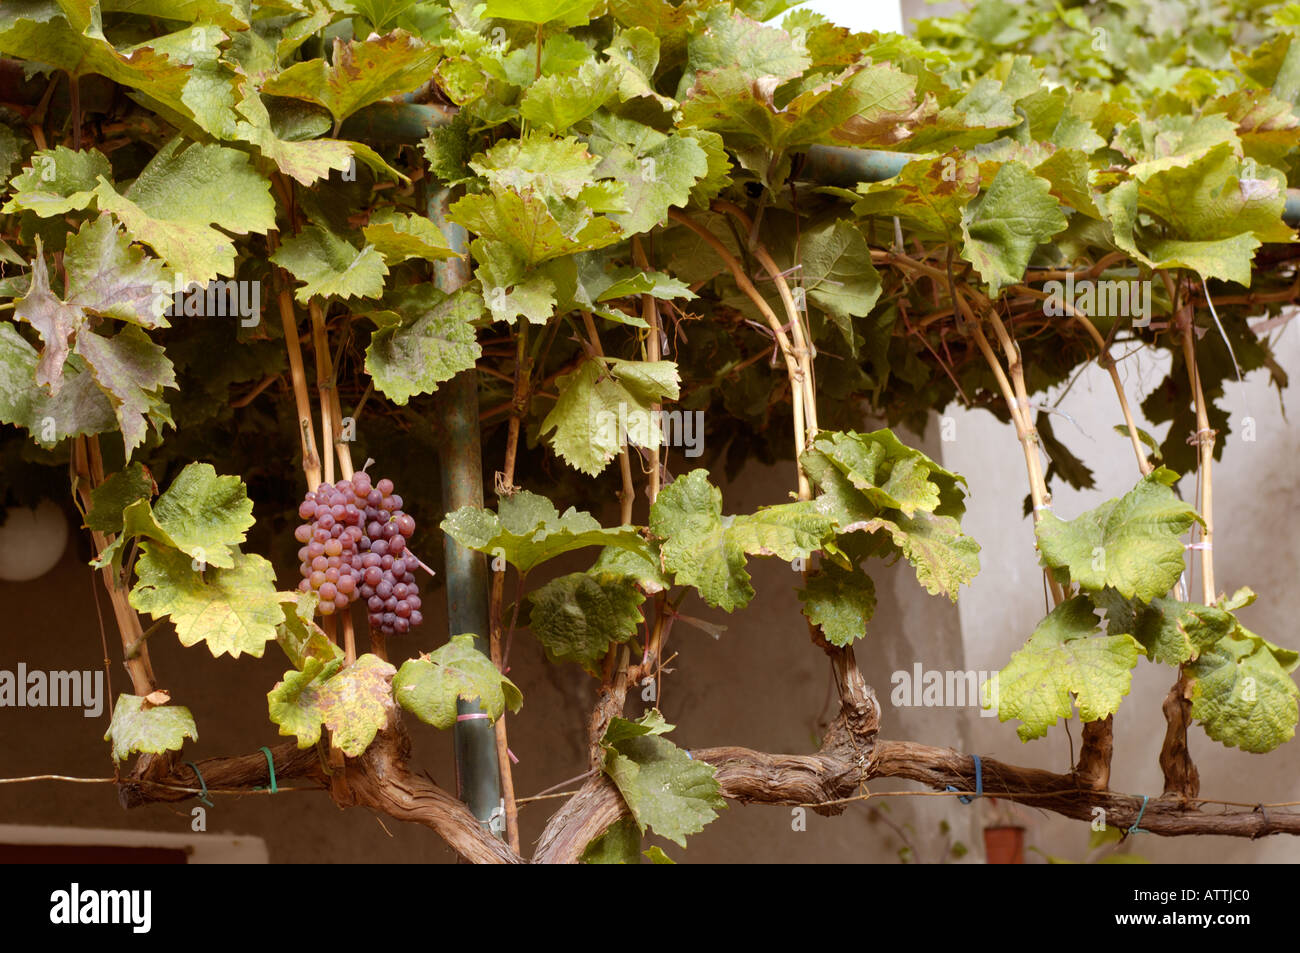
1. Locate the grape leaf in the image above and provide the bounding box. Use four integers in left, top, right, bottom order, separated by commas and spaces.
541, 357, 680, 476
798, 219, 882, 356
2, 146, 111, 217
268, 653, 397, 756
960, 161, 1069, 294
481, 0, 599, 26
649, 469, 832, 611
991, 596, 1142, 741
1095, 590, 1235, 665
362, 209, 458, 264
74, 325, 176, 458
519, 60, 621, 133
601, 710, 725, 847
261, 32, 441, 124
441, 490, 647, 573
270, 224, 389, 304
580, 815, 641, 864
128, 545, 282, 659
860, 510, 981, 601
799, 564, 876, 647
95, 462, 254, 570
1036, 468, 1201, 601
104, 694, 197, 762
363, 287, 482, 404
1189, 627, 1299, 753
0, 322, 115, 447
275, 591, 344, 671
393, 634, 522, 729
587, 121, 710, 235
93, 138, 277, 281
852, 152, 981, 239
14, 218, 172, 397
527, 572, 645, 674
85, 462, 153, 534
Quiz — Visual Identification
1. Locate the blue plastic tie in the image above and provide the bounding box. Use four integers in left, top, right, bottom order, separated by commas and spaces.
945, 753, 982, 804
1127, 795, 1150, 835
183, 760, 214, 807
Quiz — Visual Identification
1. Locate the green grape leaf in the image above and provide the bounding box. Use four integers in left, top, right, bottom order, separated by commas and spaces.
0, 10, 191, 128
93, 138, 276, 281
268, 654, 396, 756
649, 469, 831, 611
1189, 628, 1299, 753
861, 510, 981, 601
0, 322, 116, 448
587, 122, 709, 235
362, 209, 458, 264
363, 287, 482, 405
270, 224, 389, 304
1127, 143, 1292, 285
2, 146, 111, 217
441, 490, 647, 573
649, 469, 749, 611
519, 60, 621, 133
232, 83, 355, 187
601, 711, 725, 847
991, 596, 1142, 741
1096, 591, 1235, 665
261, 32, 441, 124
527, 571, 645, 674
960, 161, 1069, 294
580, 815, 641, 864
798, 219, 882, 355
540, 358, 680, 476
481, 0, 599, 26
85, 462, 153, 534
128, 545, 281, 659
1036, 468, 1201, 601
393, 634, 522, 729
799, 564, 876, 647
452, 190, 623, 268
592, 544, 671, 594
104, 694, 197, 762
275, 591, 344, 671
96, 462, 254, 571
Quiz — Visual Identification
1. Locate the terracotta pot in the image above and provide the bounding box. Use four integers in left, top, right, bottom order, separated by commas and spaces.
983, 825, 1025, 864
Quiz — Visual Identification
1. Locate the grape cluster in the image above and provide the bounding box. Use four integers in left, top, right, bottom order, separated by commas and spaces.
294, 472, 423, 636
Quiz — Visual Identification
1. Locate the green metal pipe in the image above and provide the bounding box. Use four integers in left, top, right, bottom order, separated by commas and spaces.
429, 187, 502, 834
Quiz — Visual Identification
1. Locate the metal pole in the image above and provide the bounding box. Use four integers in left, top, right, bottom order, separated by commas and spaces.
429, 186, 502, 834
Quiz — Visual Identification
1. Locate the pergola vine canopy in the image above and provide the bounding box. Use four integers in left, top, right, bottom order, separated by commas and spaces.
1, 0, 1298, 862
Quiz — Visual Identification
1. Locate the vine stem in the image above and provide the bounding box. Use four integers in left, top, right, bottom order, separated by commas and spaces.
668, 209, 810, 498
309, 299, 354, 481
713, 200, 819, 440
1013, 285, 1152, 477
72, 436, 156, 699
489, 320, 532, 853
269, 228, 323, 492
954, 287, 1065, 604
631, 237, 667, 692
